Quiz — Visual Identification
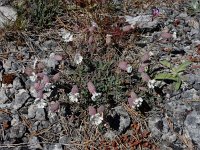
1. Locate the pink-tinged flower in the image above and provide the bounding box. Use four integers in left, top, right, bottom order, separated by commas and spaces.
88, 106, 97, 116
49, 53, 62, 61
50, 101, 60, 112
141, 72, 150, 82
68, 85, 79, 102
52, 73, 60, 82
88, 105, 104, 126
42, 75, 50, 84
128, 91, 143, 109
54, 55, 62, 61
130, 91, 138, 100
37, 62, 45, 70
34, 81, 45, 91
24, 67, 33, 76
87, 81, 101, 101
152, 8, 159, 17
138, 63, 148, 73
37, 90, 44, 99
106, 34, 112, 45
97, 105, 104, 114
161, 32, 172, 39
141, 52, 150, 63
89, 26, 96, 33
118, 61, 132, 73
88, 35, 94, 45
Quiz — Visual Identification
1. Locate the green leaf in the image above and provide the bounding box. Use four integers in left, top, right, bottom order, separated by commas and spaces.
174, 78, 182, 91
172, 61, 191, 74
154, 73, 178, 81
160, 60, 171, 68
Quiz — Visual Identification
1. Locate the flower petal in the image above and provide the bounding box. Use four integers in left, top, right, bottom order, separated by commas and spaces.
88, 106, 96, 116
118, 61, 128, 71
87, 81, 96, 94
97, 105, 104, 114
71, 85, 78, 94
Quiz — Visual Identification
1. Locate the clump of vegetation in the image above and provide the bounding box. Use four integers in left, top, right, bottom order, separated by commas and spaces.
154, 60, 191, 90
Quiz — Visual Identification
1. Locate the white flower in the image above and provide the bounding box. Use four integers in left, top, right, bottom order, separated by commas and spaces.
147, 79, 156, 89
134, 97, 143, 107
74, 53, 83, 65
91, 92, 102, 101
35, 99, 47, 108
44, 83, 54, 91
68, 92, 79, 102
130, 97, 143, 109
126, 64, 132, 73
29, 72, 37, 82
172, 32, 177, 39
90, 113, 103, 126
149, 51, 154, 56
59, 29, 73, 42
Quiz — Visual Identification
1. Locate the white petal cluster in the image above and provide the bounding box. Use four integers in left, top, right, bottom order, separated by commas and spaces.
91, 92, 102, 101
147, 79, 156, 89
68, 92, 80, 103
59, 29, 73, 42
132, 97, 143, 108
29, 72, 37, 82
126, 65, 133, 73
90, 113, 103, 126
74, 53, 83, 65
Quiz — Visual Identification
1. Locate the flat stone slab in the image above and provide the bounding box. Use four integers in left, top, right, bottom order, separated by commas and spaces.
0, 6, 17, 28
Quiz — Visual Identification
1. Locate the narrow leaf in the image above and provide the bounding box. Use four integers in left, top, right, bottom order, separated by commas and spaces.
173, 61, 191, 74
160, 60, 171, 68
154, 73, 178, 81
174, 78, 182, 91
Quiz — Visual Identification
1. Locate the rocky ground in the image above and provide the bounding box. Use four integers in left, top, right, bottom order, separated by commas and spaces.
0, 0, 200, 150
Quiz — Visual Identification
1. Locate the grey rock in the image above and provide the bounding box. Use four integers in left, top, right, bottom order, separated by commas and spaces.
107, 106, 131, 134
148, 116, 163, 138
9, 124, 26, 139
0, 0, 9, 6
181, 89, 199, 99
37, 120, 50, 131
42, 40, 57, 49
193, 82, 200, 90
166, 101, 191, 126
178, 12, 188, 18
28, 104, 37, 119
12, 89, 30, 110
44, 144, 63, 150
59, 135, 71, 144
0, 6, 17, 28
183, 74, 200, 84
161, 132, 177, 143
13, 77, 24, 90
29, 136, 43, 150
52, 123, 62, 133
35, 108, 46, 121
0, 113, 12, 123
0, 88, 8, 103
184, 110, 200, 148
11, 114, 20, 126
104, 130, 117, 140
125, 15, 158, 29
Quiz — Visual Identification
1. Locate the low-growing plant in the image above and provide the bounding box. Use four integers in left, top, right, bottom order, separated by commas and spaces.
187, 0, 200, 15
154, 60, 191, 90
